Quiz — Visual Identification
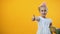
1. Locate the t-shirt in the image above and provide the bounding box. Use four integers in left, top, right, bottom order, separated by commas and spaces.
36, 16, 52, 34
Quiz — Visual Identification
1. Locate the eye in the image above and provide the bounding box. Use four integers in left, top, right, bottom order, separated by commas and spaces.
41, 10, 43, 12
44, 10, 46, 12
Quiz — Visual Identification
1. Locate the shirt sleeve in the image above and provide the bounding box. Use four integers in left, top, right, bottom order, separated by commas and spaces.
50, 19, 52, 22
49, 19, 52, 23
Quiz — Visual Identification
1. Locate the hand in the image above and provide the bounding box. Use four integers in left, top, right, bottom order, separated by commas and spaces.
32, 15, 35, 21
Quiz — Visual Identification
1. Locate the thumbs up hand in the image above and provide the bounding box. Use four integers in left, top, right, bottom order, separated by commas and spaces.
32, 15, 35, 21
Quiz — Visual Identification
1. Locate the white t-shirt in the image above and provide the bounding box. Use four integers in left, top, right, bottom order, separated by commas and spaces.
36, 16, 52, 34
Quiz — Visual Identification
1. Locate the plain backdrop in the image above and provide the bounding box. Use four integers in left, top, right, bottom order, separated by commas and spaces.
0, 0, 60, 34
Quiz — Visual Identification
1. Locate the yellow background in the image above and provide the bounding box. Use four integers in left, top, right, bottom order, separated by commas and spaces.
0, 0, 60, 34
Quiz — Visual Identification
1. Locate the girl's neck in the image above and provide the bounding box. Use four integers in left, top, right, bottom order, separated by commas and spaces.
41, 16, 46, 18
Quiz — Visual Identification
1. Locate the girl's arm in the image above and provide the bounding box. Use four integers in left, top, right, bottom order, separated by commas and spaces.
32, 15, 40, 22
49, 23, 52, 28
49, 23, 53, 34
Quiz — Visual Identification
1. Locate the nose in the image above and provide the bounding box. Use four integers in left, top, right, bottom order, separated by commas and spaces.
43, 10, 46, 13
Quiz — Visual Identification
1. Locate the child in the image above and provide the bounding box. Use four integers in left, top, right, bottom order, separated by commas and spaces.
32, 2, 52, 34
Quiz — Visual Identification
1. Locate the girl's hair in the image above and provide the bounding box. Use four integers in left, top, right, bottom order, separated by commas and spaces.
38, 2, 48, 11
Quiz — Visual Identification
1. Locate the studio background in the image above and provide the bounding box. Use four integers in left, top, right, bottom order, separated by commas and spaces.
0, 0, 60, 34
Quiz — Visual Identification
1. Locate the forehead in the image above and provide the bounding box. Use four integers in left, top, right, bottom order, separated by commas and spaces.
40, 7, 47, 10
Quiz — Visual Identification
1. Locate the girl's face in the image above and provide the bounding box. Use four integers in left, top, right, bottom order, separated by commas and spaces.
40, 7, 47, 17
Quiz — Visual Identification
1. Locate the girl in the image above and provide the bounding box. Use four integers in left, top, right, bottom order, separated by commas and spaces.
32, 2, 52, 34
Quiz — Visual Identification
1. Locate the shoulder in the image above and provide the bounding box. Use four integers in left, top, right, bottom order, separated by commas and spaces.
38, 16, 42, 19
47, 18, 52, 23
37, 16, 41, 19
49, 18, 52, 23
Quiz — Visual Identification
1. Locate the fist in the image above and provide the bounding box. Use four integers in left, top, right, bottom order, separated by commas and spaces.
32, 15, 35, 21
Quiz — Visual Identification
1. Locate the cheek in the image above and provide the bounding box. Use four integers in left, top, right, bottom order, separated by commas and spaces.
44, 11, 47, 14
40, 12, 43, 14
41, 12, 47, 14
45, 12, 47, 14
40, 12, 47, 15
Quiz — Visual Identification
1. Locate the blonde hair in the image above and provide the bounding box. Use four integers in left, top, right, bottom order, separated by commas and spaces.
38, 2, 48, 11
